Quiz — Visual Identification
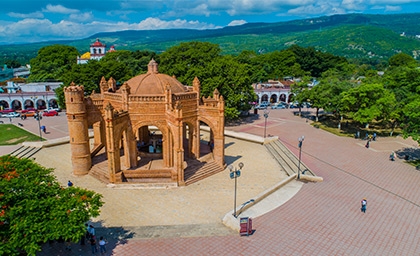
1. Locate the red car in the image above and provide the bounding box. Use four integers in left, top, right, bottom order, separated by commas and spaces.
21, 108, 37, 113
42, 110, 59, 116
0, 108, 14, 114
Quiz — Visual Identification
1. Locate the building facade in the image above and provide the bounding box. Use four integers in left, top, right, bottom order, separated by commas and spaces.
0, 81, 61, 110
252, 79, 294, 105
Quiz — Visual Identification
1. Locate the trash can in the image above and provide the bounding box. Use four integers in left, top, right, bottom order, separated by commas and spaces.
239, 217, 253, 236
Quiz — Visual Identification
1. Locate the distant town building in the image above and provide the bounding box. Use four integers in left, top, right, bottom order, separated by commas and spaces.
0, 65, 30, 82
252, 78, 295, 104
0, 81, 61, 110
77, 39, 116, 64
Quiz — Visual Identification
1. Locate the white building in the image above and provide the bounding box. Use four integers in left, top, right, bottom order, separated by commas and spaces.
77, 39, 116, 64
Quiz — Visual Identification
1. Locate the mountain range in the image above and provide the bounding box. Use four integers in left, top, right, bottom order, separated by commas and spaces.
2, 13, 420, 66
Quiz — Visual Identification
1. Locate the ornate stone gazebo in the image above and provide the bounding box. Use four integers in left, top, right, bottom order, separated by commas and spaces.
64, 60, 225, 186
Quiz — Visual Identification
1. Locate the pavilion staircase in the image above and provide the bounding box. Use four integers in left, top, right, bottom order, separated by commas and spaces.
265, 139, 315, 177
88, 164, 111, 184
10, 145, 41, 159
184, 160, 223, 186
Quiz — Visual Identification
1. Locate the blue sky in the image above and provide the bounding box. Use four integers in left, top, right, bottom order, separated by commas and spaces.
1, 0, 420, 45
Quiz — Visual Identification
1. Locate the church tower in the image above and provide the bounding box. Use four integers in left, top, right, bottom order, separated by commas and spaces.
90, 39, 106, 61
64, 83, 91, 175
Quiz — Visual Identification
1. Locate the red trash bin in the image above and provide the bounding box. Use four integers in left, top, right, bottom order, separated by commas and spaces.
239, 217, 253, 236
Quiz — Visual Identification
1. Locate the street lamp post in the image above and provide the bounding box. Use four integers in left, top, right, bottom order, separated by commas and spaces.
263, 109, 270, 138
36, 111, 42, 141
297, 136, 305, 179
228, 162, 244, 218
31, 96, 42, 141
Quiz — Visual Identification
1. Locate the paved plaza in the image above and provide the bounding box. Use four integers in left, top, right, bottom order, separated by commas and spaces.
2, 109, 420, 255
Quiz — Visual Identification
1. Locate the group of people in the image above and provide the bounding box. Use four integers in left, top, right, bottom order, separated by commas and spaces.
82, 224, 107, 255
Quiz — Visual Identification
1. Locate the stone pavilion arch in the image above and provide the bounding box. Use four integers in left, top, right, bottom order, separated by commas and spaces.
64, 59, 225, 187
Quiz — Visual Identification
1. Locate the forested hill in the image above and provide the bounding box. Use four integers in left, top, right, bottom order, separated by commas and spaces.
2, 13, 420, 65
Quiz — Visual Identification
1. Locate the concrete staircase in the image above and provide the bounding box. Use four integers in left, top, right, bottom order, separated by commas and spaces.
265, 139, 315, 176
184, 160, 223, 186
10, 145, 41, 159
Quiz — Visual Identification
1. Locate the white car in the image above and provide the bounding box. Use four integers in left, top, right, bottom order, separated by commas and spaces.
47, 107, 62, 112
2, 112, 20, 118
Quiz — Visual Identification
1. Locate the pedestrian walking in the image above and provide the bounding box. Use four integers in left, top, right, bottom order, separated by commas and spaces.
67, 180, 73, 187
90, 235, 98, 254
361, 198, 367, 213
99, 236, 107, 254
365, 140, 370, 148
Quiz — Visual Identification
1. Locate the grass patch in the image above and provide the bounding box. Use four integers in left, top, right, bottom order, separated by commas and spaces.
0, 124, 43, 145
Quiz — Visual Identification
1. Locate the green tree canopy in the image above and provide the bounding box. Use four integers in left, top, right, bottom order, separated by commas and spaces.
159, 41, 222, 85
388, 52, 418, 68
159, 42, 255, 119
28, 45, 79, 82
340, 83, 396, 127
0, 156, 103, 256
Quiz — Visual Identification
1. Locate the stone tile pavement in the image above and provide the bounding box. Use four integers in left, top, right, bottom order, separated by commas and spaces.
3, 109, 420, 255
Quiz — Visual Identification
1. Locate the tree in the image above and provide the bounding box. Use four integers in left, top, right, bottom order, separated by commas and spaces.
159, 42, 255, 119
340, 83, 396, 128
200, 55, 256, 119
158, 41, 222, 85
4, 60, 21, 69
401, 97, 420, 142
28, 45, 79, 82
288, 45, 348, 78
0, 156, 103, 255
388, 53, 418, 68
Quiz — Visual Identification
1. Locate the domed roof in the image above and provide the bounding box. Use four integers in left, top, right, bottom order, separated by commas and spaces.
126, 59, 186, 95
80, 52, 90, 59
91, 38, 105, 47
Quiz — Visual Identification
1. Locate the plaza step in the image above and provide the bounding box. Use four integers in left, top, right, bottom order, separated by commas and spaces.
10, 145, 41, 159
122, 169, 173, 182
265, 140, 314, 176
89, 164, 110, 184
184, 160, 223, 185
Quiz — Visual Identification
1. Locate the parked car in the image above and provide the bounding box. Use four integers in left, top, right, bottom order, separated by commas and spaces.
21, 111, 37, 118
255, 102, 269, 109
0, 108, 15, 114
271, 103, 288, 109
2, 112, 20, 118
42, 110, 59, 116
21, 108, 37, 113
47, 107, 62, 112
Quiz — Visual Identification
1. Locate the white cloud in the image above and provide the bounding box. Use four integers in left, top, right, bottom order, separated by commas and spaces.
42, 4, 79, 14
207, 0, 315, 16
341, 0, 367, 11
385, 5, 402, 11
135, 17, 218, 30
69, 12, 94, 22
287, 3, 345, 16
8, 11, 44, 19
227, 20, 247, 26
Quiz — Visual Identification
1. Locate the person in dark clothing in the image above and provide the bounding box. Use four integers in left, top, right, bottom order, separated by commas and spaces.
90, 236, 97, 254
361, 198, 367, 213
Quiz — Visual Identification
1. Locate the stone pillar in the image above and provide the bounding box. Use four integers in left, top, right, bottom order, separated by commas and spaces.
104, 103, 119, 183
64, 84, 91, 176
